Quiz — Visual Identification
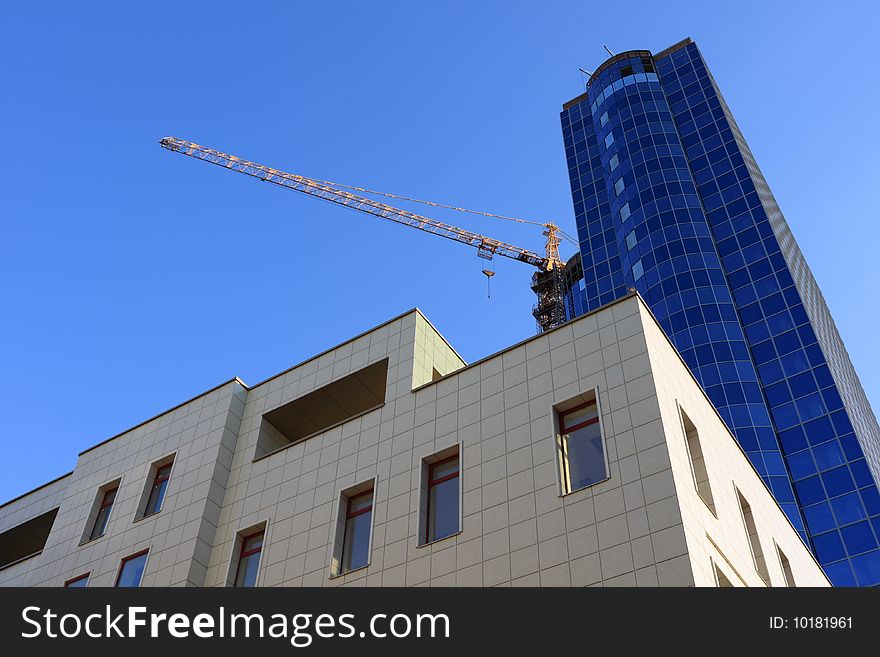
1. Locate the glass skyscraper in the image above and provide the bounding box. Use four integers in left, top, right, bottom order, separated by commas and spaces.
559, 38, 880, 586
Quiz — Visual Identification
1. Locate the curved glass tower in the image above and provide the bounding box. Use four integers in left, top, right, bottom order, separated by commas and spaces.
561, 39, 880, 586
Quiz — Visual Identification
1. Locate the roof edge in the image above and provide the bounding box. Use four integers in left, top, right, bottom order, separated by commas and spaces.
0, 470, 73, 511
653, 37, 693, 61
78, 377, 248, 456
79, 308, 426, 458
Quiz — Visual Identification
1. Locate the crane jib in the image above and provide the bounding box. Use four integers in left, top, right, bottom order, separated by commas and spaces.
159, 136, 566, 330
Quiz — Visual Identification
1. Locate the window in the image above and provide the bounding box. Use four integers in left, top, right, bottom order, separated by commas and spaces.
614, 178, 625, 196
642, 58, 655, 73
620, 65, 633, 77
604, 132, 614, 148
557, 393, 608, 494
680, 408, 716, 515
115, 550, 148, 587
600, 111, 609, 127
609, 153, 619, 171
88, 485, 118, 541
234, 531, 264, 587
714, 561, 734, 587
736, 489, 770, 585
626, 230, 637, 251
776, 544, 796, 587
64, 573, 89, 588
341, 490, 374, 573
141, 459, 173, 518
632, 259, 644, 280
619, 202, 631, 222
425, 454, 460, 543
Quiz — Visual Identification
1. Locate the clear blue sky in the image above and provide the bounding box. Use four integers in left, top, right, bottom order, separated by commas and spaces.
2, 1, 878, 502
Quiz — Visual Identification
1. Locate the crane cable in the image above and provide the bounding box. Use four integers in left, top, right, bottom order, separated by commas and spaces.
304, 176, 580, 247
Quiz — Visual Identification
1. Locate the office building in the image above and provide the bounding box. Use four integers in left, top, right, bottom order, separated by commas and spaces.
560, 38, 880, 585
0, 296, 827, 587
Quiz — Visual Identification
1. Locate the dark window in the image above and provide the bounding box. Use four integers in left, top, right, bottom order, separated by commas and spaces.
427, 455, 460, 542
144, 463, 173, 517
776, 545, 796, 587
714, 562, 734, 587
558, 398, 608, 493
620, 65, 633, 77
681, 409, 716, 514
342, 491, 374, 572
90, 486, 117, 540
642, 58, 655, 73
737, 489, 770, 585
64, 573, 89, 588
234, 531, 264, 587
115, 551, 148, 587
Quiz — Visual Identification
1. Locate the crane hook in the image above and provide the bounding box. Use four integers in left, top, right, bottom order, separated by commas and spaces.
482, 268, 495, 298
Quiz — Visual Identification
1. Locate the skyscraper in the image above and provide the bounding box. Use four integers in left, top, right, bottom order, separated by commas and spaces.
560, 38, 880, 586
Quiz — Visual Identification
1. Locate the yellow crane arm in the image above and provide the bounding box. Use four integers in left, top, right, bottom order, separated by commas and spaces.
159, 136, 560, 272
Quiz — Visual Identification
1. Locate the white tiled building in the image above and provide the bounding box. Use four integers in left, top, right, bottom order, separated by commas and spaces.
0, 294, 829, 587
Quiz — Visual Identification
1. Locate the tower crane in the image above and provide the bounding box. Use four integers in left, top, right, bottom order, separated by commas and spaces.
158, 136, 571, 332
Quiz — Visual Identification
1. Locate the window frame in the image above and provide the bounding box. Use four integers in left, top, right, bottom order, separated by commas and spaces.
712, 558, 734, 587
678, 403, 717, 516
142, 460, 174, 519
233, 529, 265, 587
735, 486, 771, 586
114, 549, 149, 588
88, 484, 118, 541
64, 572, 90, 588
774, 541, 796, 587
340, 489, 375, 574
555, 389, 610, 496
425, 453, 461, 544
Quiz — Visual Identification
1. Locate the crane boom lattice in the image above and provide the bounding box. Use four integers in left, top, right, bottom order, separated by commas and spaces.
159, 136, 568, 331
159, 137, 556, 272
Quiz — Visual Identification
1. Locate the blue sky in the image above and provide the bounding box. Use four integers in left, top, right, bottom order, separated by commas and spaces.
1, 1, 878, 502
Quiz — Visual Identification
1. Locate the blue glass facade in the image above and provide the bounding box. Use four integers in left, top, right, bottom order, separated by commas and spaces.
560, 39, 880, 586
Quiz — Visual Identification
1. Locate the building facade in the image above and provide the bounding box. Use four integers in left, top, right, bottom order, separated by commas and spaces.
0, 296, 827, 587
560, 38, 880, 586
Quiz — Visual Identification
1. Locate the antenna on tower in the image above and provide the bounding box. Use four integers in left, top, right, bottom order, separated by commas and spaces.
603, 45, 615, 56
578, 67, 593, 89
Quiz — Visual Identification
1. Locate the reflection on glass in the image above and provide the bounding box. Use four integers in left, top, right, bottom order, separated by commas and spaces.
342, 491, 373, 572
559, 400, 607, 492
116, 552, 148, 587
90, 486, 117, 540
234, 531, 264, 587
65, 574, 89, 587
427, 455, 460, 542
144, 463, 173, 517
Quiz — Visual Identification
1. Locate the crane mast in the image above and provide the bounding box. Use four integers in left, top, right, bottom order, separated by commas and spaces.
159, 136, 568, 331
